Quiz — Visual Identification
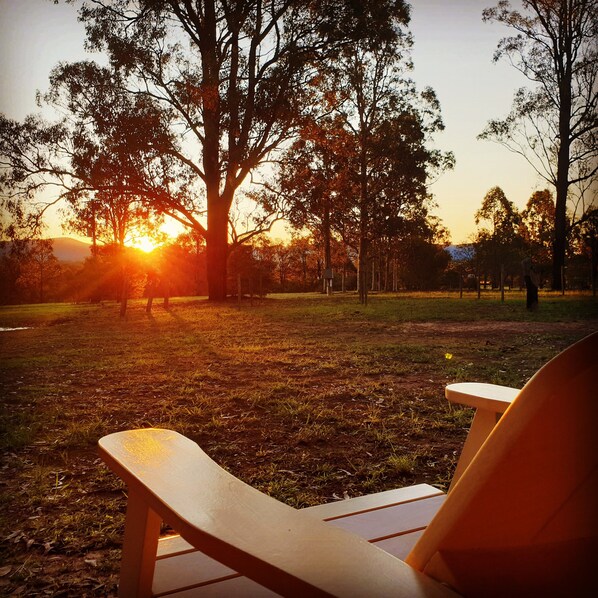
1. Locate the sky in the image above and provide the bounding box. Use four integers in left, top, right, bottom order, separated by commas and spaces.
0, 0, 546, 244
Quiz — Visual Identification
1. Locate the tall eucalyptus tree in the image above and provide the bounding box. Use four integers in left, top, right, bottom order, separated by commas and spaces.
480, 0, 598, 289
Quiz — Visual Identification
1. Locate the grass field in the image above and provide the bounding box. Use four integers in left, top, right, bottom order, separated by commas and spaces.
1, 291, 597, 595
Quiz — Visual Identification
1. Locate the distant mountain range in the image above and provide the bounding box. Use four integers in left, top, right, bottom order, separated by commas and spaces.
51, 237, 92, 262
5, 237, 474, 264
445, 244, 475, 262
0, 237, 92, 262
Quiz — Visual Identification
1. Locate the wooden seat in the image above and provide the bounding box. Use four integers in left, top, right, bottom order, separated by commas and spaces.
152, 484, 446, 597
99, 332, 597, 597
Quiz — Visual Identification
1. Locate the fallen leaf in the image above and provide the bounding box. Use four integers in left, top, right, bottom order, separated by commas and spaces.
0, 566, 11, 577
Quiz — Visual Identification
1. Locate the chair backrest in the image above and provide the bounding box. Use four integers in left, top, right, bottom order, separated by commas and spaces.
406, 332, 598, 597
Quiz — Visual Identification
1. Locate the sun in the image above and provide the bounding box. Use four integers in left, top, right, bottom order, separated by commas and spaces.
136, 236, 159, 253
126, 218, 184, 252
128, 235, 160, 253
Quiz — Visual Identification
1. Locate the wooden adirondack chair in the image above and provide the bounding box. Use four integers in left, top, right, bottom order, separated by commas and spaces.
99, 332, 597, 597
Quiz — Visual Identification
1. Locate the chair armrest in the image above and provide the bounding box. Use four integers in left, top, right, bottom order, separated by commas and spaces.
445, 383, 519, 491
99, 428, 457, 597
445, 383, 519, 413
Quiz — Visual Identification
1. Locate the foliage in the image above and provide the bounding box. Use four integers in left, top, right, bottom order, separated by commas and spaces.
276, 114, 354, 293
0, 1, 457, 304
331, 42, 452, 304
0, 63, 176, 237
395, 238, 451, 291
0, 239, 62, 304
520, 189, 555, 285
467, 185, 597, 292
75, 0, 420, 300
0, 1, 421, 301
227, 241, 272, 297
571, 208, 598, 294
473, 186, 525, 287
275, 18, 454, 303
480, 0, 598, 289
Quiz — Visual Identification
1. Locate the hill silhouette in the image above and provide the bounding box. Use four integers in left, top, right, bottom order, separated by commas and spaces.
51, 237, 91, 262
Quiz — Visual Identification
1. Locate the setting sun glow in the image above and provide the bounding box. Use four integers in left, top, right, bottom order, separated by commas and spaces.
125, 218, 186, 253
128, 235, 159, 253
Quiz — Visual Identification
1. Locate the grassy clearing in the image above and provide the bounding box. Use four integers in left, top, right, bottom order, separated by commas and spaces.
0, 292, 596, 595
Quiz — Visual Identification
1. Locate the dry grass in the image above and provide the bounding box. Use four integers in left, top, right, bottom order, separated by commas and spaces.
1, 291, 596, 595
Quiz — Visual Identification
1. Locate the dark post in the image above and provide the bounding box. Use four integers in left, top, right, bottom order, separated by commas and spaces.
522, 257, 539, 311
163, 278, 170, 309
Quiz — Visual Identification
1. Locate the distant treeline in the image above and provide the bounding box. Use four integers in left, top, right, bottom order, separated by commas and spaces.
1, 220, 596, 306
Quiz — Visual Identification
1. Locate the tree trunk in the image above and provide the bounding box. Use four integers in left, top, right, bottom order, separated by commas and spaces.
371, 258, 376, 291
119, 245, 128, 317
302, 255, 307, 291
592, 254, 597, 298
358, 235, 368, 305
383, 253, 389, 292
206, 198, 229, 301
552, 49, 573, 291
358, 182, 368, 304
39, 262, 44, 303
323, 194, 332, 296
202, 0, 228, 302
119, 273, 128, 318
552, 169, 569, 291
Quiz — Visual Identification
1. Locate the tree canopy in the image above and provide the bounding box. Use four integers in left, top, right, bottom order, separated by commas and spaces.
480, 0, 598, 289
3, 0, 431, 300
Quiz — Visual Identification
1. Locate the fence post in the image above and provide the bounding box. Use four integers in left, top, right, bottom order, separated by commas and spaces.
500, 264, 505, 302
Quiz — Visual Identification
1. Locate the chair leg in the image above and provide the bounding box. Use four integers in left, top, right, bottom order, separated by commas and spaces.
119, 489, 162, 598
449, 409, 500, 491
